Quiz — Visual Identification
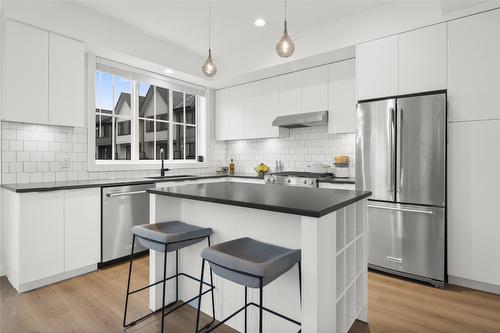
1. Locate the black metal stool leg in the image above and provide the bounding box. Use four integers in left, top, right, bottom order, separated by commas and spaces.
244, 286, 248, 333
298, 262, 302, 307
194, 258, 206, 332
123, 235, 136, 327
207, 236, 216, 326
176, 250, 179, 302
259, 278, 263, 333
161, 244, 168, 333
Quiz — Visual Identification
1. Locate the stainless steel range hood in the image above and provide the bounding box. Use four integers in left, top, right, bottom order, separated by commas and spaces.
272, 111, 328, 128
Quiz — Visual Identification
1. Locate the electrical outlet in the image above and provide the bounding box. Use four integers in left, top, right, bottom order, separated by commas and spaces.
61, 155, 70, 168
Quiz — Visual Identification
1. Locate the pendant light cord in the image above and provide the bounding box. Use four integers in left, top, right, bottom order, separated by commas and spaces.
284, 0, 287, 21
208, 0, 211, 50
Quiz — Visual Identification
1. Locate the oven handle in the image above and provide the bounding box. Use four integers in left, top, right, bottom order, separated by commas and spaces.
106, 190, 148, 198
368, 204, 435, 215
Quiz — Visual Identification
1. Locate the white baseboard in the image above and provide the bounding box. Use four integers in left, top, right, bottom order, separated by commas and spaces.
13, 264, 97, 293
449, 275, 500, 295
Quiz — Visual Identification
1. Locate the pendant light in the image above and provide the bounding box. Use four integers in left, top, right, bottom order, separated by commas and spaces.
202, 0, 217, 77
276, 0, 295, 58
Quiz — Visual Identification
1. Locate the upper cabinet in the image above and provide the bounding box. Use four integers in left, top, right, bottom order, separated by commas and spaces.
49, 33, 85, 127
357, 24, 447, 100
279, 71, 302, 116
357, 35, 398, 100
215, 65, 330, 141
448, 10, 500, 122
2, 19, 85, 127
398, 23, 447, 95
301, 66, 329, 113
3, 19, 49, 124
328, 59, 356, 134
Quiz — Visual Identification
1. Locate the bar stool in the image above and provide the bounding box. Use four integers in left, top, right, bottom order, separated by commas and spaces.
195, 237, 301, 333
123, 221, 216, 333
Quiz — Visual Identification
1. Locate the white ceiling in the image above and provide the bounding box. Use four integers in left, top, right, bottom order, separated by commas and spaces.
74, 0, 391, 79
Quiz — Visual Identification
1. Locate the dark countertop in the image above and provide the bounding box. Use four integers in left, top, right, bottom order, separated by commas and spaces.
1, 174, 262, 193
149, 182, 371, 218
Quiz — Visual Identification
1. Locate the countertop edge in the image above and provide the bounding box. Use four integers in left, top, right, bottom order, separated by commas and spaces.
148, 188, 371, 218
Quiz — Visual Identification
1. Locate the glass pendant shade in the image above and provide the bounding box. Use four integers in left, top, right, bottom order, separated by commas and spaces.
276, 20, 295, 57
202, 49, 217, 77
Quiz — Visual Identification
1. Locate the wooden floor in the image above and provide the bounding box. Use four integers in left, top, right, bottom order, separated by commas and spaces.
1, 257, 500, 333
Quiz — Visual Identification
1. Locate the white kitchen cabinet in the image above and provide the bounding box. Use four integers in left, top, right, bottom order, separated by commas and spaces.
261, 76, 281, 138
448, 10, 500, 122
398, 23, 447, 95
328, 59, 356, 134
49, 33, 85, 127
17, 191, 65, 285
318, 182, 355, 190
243, 81, 262, 139
3, 19, 49, 124
448, 120, 500, 286
356, 35, 398, 100
279, 71, 302, 116
64, 188, 100, 272
3, 188, 101, 292
301, 65, 329, 113
2, 20, 85, 127
215, 86, 244, 141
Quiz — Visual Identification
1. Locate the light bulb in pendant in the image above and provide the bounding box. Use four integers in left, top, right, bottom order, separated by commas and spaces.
202, 49, 217, 77
276, 20, 295, 58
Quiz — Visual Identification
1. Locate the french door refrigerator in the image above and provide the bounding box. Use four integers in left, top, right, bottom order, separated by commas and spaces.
356, 92, 446, 286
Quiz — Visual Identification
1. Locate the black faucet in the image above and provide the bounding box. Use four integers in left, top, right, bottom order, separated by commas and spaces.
159, 148, 170, 177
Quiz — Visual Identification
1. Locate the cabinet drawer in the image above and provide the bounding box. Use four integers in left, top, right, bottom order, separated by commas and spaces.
368, 202, 445, 281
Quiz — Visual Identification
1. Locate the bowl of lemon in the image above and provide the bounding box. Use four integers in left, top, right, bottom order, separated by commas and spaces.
254, 163, 270, 177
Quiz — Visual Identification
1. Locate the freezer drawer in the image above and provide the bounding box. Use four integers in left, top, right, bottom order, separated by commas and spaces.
367, 202, 445, 281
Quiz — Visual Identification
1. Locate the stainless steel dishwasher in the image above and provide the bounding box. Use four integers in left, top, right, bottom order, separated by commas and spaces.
101, 183, 155, 267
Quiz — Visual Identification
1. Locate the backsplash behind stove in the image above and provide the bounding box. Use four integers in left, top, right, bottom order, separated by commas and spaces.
226, 126, 355, 177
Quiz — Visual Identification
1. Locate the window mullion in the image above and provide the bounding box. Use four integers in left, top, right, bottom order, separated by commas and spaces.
153, 86, 157, 160
169, 89, 174, 160
111, 75, 115, 161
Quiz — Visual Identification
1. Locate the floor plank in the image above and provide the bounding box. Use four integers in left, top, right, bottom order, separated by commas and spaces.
2, 258, 500, 333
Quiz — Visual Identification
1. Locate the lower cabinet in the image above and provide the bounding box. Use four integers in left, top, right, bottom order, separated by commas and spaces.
3, 187, 101, 292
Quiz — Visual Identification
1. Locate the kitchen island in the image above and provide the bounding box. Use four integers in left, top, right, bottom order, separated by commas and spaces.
147, 182, 371, 333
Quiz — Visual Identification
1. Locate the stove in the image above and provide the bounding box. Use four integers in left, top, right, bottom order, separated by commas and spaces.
264, 172, 333, 188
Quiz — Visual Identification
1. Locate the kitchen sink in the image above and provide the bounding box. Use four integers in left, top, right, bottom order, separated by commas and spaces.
146, 175, 195, 179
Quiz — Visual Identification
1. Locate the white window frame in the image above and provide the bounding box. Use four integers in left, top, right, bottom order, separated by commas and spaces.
87, 55, 208, 171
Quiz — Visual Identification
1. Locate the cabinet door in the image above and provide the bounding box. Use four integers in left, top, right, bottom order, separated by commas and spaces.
279, 71, 301, 116
357, 35, 398, 100
3, 20, 49, 124
398, 23, 447, 95
261, 76, 280, 138
243, 81, 262, 139
215, 85, 244, 140
49, 33, 85, 127
448, 10, 500, 122
64, 188, 100, 271
328, 59, 356, 134
448, 120, 500, 286
301, 65, 329, 112
19, 191, 64, 284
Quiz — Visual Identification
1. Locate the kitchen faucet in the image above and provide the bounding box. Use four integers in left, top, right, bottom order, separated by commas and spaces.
159, 148, 170, 176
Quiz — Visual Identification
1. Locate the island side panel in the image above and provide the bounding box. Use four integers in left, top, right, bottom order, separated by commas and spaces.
357, 199, 368, 322
149, 194, 182, 311
301, 212, 337, 332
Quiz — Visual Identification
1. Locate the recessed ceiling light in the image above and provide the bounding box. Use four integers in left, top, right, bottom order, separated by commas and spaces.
164, 68, 173, 74
254, 18, 266, 27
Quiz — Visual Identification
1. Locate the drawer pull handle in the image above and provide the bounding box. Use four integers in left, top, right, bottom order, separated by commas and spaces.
368, 204, 435, 215
106, 190, 147, 197
386, 256, 403, 264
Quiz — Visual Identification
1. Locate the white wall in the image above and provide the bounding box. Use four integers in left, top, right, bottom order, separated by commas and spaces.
0, 0, 5, 277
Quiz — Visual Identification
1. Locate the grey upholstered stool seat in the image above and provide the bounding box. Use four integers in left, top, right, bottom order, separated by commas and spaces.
201, 237, 301, 288
132, 221, 212, 252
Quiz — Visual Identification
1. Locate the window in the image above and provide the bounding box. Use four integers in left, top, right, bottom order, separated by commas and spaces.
93, 64, 205, 166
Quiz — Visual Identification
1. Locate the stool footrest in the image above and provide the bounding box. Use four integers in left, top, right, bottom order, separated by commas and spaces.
128, 272, 213, 296
201, 302, 301, 333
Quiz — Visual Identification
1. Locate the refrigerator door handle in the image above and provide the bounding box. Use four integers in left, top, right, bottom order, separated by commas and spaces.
396, 108, 403, 195
368, 203, 435, 215
389, 107, 396, 194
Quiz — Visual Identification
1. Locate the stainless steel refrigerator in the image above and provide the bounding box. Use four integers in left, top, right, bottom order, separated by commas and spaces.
356, 92, 446, 286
